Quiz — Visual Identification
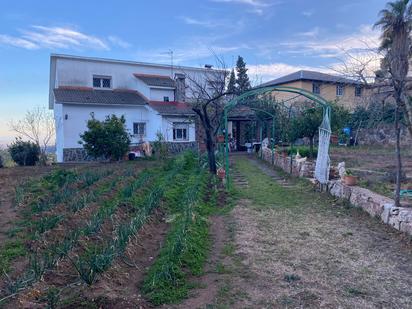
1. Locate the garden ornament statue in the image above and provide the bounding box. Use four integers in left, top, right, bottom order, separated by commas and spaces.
338, 162, 346, 180
142, 141, 152, 157
261, 137, 269, 149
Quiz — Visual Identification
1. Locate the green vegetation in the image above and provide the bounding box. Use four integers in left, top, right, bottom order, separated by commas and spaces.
8, 137, 40, 166
80, 114, 131, 161
1, 152, 219, 307
142, 153, 213, 305
0, 241, 26, 273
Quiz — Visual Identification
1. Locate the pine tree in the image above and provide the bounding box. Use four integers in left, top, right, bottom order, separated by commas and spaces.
235, 56, 251, 93
227, 69, 236, 93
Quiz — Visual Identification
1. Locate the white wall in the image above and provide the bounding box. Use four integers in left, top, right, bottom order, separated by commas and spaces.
161, 116, 196, 142
52, 56, 215, 105
60, 103, 161, 144
150, 88, 175, 101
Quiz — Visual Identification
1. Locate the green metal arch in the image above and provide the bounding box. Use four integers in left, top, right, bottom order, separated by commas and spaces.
223, 85, 332, 183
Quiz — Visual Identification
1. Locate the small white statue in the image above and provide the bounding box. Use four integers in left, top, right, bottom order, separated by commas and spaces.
338, 162, 346, 180
261, 137, 269, 149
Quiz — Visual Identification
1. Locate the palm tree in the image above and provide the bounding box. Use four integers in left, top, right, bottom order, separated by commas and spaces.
375, 0, 412, 206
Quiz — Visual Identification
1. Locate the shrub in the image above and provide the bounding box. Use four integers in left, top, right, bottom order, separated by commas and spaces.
79, 114, 131, 161
288, 146, 318, 159
8, 138, 40, 166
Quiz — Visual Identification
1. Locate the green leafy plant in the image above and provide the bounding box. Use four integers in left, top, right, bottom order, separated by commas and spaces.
79, 114, 131, 161
8, 137, 40, 166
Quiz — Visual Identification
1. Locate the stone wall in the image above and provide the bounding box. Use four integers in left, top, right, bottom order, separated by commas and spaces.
260, 147, 412, 237
63, 148, 96, 162
356, 125, 412, 146
164, 142, 198, 154
327, 180, 412, 236
261, 148, 314, 178
63, 142, 198, 162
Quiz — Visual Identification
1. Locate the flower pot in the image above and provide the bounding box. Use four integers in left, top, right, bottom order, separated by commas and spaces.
330, 134, 338, 145
344, 175, 357, 186
217, 168, 226, 179
217, 135, 225, 143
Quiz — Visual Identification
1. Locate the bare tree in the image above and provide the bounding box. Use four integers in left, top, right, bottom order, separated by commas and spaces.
184, 57, 231, 174
9, 106, 55, 164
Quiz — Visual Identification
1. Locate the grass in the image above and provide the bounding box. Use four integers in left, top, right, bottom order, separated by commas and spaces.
211, 156, 412, 308
0, 240, 26, 273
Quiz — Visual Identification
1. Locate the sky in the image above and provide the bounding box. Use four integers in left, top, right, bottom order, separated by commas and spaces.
0, 0, 388, 145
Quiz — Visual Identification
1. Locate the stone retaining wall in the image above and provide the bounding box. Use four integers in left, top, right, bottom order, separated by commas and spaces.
164, 142, 198, 154
262, 148, 314, 178
63, 142, 198, 162
63, 148, 97, 162
260, 147, 412, 237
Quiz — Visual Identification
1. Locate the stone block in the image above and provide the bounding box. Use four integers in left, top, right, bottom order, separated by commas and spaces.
388, 214, 401, 230
400, 222, 412, 235
398, 208, 412, 223
381, 204, 394, 224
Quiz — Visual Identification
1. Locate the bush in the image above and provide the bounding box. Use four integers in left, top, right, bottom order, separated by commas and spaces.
288, 146, 318, 159
80, 114, 131, 161
8, 138, 40, 166
0, 154, 3, 168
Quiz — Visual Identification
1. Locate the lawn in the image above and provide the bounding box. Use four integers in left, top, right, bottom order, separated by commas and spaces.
210, 155, 412, 308
0, 152, 217, 308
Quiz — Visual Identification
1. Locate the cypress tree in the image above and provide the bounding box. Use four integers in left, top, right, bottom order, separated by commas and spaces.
235, 56, 251, 93
227, 69, 236, 94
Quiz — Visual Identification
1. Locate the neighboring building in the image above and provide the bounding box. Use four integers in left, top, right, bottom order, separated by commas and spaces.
261, 70, 367, 110
49, 54, 219, 162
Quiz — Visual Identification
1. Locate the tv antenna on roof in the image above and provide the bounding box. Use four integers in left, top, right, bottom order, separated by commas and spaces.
161, 50, 174, 78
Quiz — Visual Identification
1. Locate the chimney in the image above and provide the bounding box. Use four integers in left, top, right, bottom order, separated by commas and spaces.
174, 73, 186, 102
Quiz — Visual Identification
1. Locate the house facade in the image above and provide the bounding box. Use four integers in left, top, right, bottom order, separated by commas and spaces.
49, 54, 218, 162
261, 70, 368, 110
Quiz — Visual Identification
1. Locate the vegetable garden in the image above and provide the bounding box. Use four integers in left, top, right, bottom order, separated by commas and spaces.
0, 152, 216, 308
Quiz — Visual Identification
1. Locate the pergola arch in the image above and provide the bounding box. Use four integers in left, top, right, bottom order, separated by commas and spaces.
223, 86, 332, 185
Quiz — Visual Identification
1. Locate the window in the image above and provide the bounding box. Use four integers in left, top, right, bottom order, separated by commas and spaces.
312, 82, 321, 95
133, 122, 146, 136
355, 85, 362, 97
93, 76, 111, 89
163, 96, 170, 102
336, 84, 344, 96
173, 123, 189, 141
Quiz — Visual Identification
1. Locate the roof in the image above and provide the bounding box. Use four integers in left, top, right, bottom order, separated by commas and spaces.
134, 74, 176, 88
149, 101, 195, 116
53, 87, 148, 106
262, 70, 361, 87
228, 105, 256, 120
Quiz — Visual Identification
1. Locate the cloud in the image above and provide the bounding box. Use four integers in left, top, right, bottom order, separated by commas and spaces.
302, 9, 314, 17
136, 43, 247, 65
248, 62, 332, 83
108, 35, 131, 48
280, 24, 380, 57
179, 16, 220, 28
22, 26, 109, 50
298, 27, 320, 38
211, 0, 281, 15
0, 26, 131, 51
0, 34, 38, 49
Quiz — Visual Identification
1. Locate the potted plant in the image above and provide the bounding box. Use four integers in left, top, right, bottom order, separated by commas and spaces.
217, 167, 226, 180
344, 169, 358, 186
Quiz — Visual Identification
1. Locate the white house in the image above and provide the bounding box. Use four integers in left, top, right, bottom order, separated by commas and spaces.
49, 54, 219, 162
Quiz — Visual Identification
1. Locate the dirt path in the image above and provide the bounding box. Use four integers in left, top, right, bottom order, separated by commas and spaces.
211, 155, 412, 308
